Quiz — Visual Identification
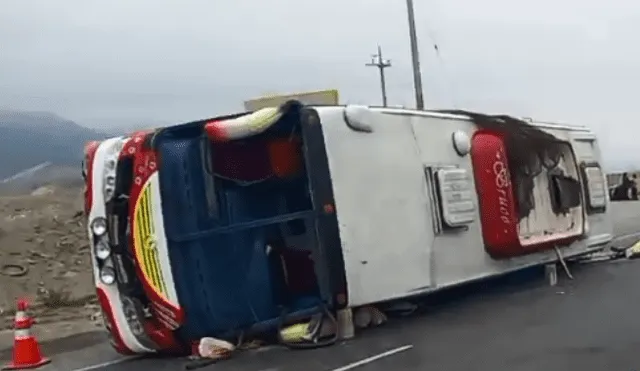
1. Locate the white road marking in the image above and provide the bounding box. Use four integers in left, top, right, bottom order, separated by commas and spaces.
330, 345, 414, 371
70, 356, 142, 371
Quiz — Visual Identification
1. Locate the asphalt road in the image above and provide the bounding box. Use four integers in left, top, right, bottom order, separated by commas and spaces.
607, 201, 640, 238
17, 202, 640, 371
111, 260, 640, 371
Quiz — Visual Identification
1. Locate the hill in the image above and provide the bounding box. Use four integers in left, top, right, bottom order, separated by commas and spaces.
0, 110, 110, 187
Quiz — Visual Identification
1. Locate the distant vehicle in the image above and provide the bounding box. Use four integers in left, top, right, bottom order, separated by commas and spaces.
83, 102, 613, 355
609, 172, 638, 201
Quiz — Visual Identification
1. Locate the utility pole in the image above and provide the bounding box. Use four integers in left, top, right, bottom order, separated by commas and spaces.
365, 45, 392, 107
405, 0, 425, 110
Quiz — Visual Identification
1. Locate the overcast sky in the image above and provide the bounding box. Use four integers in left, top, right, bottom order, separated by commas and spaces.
1, 0, 639, 170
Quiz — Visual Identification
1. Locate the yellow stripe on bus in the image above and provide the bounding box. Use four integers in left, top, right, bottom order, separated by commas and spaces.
134, 180, 168, 298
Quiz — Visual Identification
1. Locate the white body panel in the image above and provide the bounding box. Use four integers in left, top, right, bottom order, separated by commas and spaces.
314, 106, 613, 307
318, 108, 435, 306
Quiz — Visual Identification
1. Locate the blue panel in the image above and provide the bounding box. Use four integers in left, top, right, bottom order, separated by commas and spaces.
156, 136, 282, 340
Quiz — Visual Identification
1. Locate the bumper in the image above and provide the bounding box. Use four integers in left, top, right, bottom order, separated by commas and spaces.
88, 136, 185, 355
89, 138, 156, 354
95, 286, 155, 354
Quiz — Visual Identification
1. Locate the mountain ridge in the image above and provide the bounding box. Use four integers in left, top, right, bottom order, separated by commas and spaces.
0, 110, 110, 181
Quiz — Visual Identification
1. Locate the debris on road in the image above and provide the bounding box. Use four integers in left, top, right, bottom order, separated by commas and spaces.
0, 265, 28, 278
196, 337, 235, 360
354, 306, 388, 329
571, 239, 640, 265
623, 239, 640, 259
182, 337, 235, 370
280, 312, 337, 344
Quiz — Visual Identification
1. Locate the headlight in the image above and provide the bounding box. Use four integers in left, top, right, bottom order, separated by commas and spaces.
95, 240, 111, 260
91, 218, 108, 237
99, 267, 116, 285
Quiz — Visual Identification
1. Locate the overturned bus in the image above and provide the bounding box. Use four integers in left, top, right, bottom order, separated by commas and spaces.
83, 102, 613, 354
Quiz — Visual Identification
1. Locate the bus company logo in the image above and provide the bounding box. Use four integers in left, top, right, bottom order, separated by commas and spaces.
493, 150, 512, 225
143, 235, 157, 252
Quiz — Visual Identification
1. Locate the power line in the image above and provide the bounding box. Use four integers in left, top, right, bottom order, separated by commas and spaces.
365, 45, 392, 107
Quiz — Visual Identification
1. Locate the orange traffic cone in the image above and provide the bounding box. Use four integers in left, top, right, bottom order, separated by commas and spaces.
2, 299, 50, 370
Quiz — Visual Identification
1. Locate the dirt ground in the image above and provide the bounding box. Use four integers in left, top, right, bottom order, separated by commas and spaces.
0, 185, 102, 349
